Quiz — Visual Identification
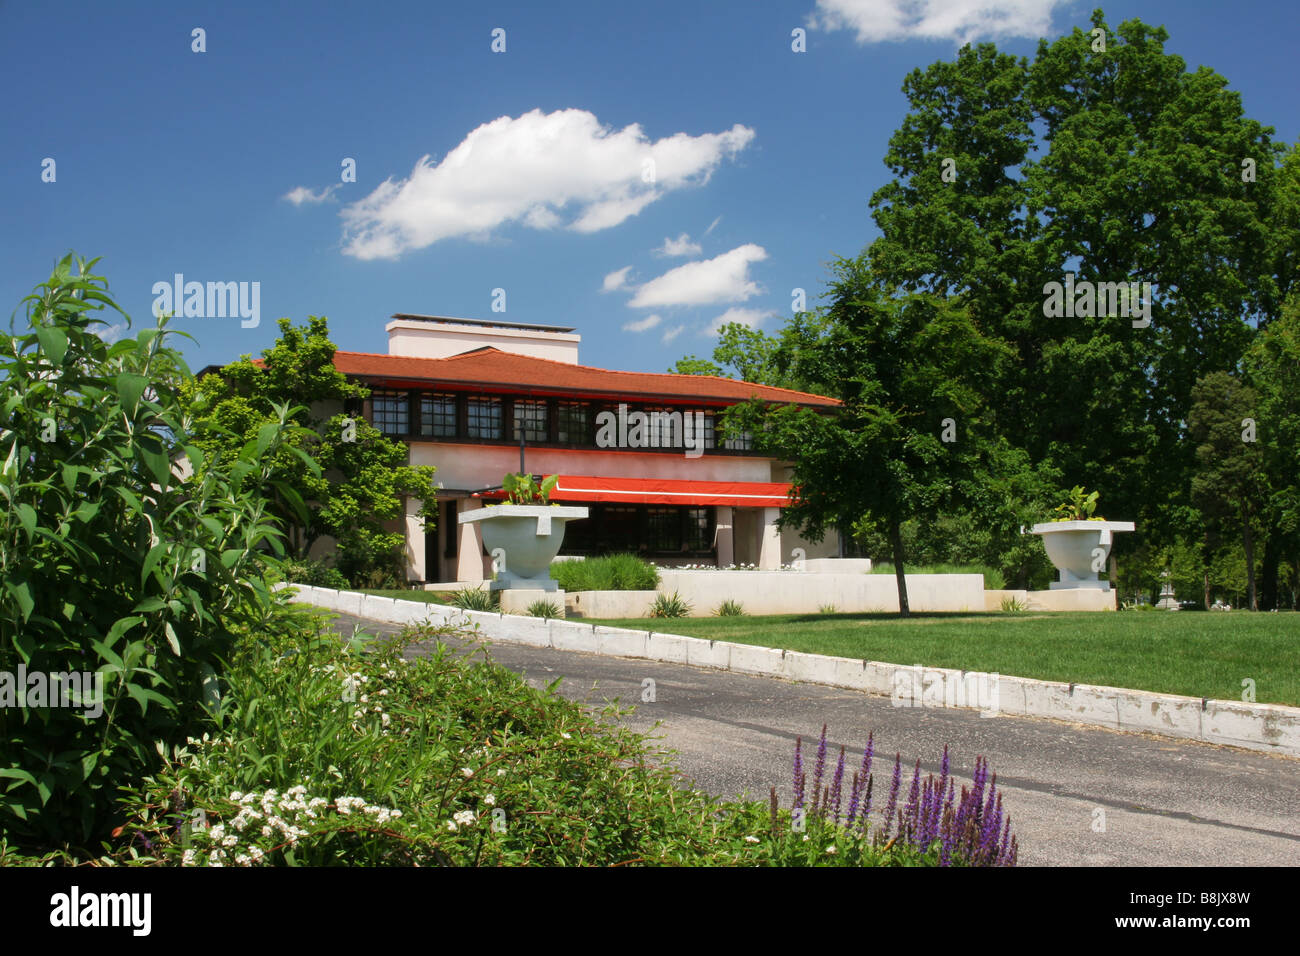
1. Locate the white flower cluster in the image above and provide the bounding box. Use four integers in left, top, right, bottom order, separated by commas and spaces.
183, 785, 403, 865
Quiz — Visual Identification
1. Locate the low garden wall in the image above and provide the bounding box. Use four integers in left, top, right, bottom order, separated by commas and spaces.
650, 570, 985, 616
277, 583, 1300, 758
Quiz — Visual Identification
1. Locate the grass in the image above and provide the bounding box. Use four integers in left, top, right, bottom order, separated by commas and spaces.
584, 610, 1300, 706
550, 553, 659, 591
360, 589, 458, 604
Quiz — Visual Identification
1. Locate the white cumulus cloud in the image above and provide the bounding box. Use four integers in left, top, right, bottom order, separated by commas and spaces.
628, 244, 767, 309
340, 108, 756, 259
655, 233, 702, 258
283, 184, 340, 205
603, 266, 634, 292
623, 314, 663, 333
661, 324, 686, 344
705, 307, 770, 336
810, 0, 1066, 45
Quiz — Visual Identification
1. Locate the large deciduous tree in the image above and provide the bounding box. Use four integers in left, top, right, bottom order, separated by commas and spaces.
866, 9, 1284, 551
733, 256, 1012, 614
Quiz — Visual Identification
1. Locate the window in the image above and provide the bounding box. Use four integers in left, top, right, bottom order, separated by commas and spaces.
513, 400, 548, 442
685, 508, 713, 552
647, 507, 681, 551
722, 427, 753, 451
371, 390, 408, 436
699, 411, 717, 450
466, 396, 503, 440
556, 401, 590, 444
420, 393, 458, 439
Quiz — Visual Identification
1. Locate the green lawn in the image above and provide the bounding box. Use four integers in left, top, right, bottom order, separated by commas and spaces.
359, 588, 458, 604
585, 611, 1300, 707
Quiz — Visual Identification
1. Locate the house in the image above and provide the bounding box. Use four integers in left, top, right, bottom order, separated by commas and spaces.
317, 313, 844, 585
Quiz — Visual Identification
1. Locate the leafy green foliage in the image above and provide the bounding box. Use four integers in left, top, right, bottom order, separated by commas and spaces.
1053, 486, 1101, 521
732, 257, 1013, 615
92, 606, 944, 867
0, 256, 298, 850
1188, 371, 1267, 609
872, 563, 1007, 591
525, 599, 561, 619
714, 600, 746, 617
183, 316, 437, 587
648, 592, 692, 618
451, 587, 498, 612
549, 553, 659, 591
500, 472, 557, 505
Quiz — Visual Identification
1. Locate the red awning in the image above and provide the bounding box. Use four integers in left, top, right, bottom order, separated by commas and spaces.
474, 474, 794, 508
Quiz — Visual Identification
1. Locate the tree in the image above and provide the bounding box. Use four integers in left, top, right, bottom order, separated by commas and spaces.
866, 9, 1284, 554
184, 317, 438, 586
1, 256, 298, 847
733, 256, 1011, 614
1243, 294, 1300, 609
1187, 371, 1266, 609
669, 322, 785, 386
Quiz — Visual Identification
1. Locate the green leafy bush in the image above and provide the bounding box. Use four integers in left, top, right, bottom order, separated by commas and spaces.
550, 553, 659, 591
0, 256, 300, 851
92, 606, 954, 867
648, 591, 692, 618
277, 558, 349, 590
451, 587, 498, 612
998, 595, 1029, 613
526, 599, 561, 619
714, 600, 746, 616
872, 562, 1007, 591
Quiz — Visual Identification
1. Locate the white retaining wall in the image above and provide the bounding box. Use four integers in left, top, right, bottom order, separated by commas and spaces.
277, 583, 1300, 759
653, 570, 985, 615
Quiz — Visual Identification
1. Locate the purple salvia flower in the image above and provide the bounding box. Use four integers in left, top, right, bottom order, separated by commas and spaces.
939, 805, 955, 867
847, 770, 861, 825
902, 759, 921, 844
830, 746, 846, 825
812, 724, 828, 817
847, 732, 874, 826
938, 745, 949, 807
859, 775, 874, 834
793, 736, 804, 810
998, 814, 1013, 865
881, 753, 902, 841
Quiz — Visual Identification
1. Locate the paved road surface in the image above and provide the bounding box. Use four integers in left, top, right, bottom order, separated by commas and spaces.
328, 612, 1300, 867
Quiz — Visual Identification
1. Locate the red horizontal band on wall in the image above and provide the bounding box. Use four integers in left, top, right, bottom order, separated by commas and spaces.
473, 474, 795, 508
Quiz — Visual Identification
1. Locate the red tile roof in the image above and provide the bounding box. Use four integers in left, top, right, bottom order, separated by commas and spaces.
327, 347, 840, 407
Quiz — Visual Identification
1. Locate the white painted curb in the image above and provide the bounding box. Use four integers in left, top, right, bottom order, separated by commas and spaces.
277, 583, 1300, 759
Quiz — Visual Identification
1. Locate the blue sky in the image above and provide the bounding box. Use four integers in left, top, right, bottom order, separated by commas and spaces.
2, 0, 1297, 375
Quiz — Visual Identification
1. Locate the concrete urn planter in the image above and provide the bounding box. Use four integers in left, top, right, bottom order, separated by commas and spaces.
1029, 520, 1135, 590
458, 504, 588, 591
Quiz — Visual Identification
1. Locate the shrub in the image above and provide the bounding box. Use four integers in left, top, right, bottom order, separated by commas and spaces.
818, 604, 838, 615
550, 553, 659, 591
277, 558, 349, 590
648, 591, 692, 618
0, 256, 300, 851
451, 587, 498, 612
872, 562, 1007, 591
526, 599, 561, 619
101, 606, 827, 866
998, 595, 1029, 613
714, 600, 746, 616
